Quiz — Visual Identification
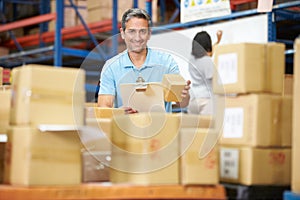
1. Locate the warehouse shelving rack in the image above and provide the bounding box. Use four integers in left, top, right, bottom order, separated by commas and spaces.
0, 0, 299, 98
0, 0, 299, 67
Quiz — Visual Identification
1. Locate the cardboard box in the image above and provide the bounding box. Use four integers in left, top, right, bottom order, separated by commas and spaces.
266, 43, 285, 94
83, 118, 112, 151
292, 39, 300, 193
0, 139, 6, 183
80, 122, 111, 183
50, 0, 87, 29
83, 106, 124, 152
93, 107, 125, 119
180, 128, 219, 185
219, 146, 291, 185
85, 0, 111, 10
0, 86, 11, 134
110, 113, 180, 185
2, 68, 11, 85
213, 42, 285, 94
219, 93, 291, 147
280, 96, 292, 147
82, 151, 110, 182
85, 106, 124, 121
176, 113, 213, 129
4, 126, 82, 186
10, 64, 85, 126
162, 74, 186, 102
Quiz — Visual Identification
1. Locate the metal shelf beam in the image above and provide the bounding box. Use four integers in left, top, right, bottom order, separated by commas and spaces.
0, 13, 55, 32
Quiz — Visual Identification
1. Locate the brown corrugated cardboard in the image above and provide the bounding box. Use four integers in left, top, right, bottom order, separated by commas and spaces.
49, 0, 158, 30
2, 68, 11, 85
82, 151, 110, 182
219, 93, 288, 147
0, 140, 5, 183
93, 107, 125, 119
180, 128, 219, 185
280, 96, 292, 147
85, 106, 124, 121
292, 38, 300, 193
83, 106, 124, 151
265, 42, 285, 94
213, 42, 285, 94
4, 126, 82, 186
162, 74, 186, 102
0, 86, 11, 134
176, 113, 213, 129
219, 146, 291, 185
10, 64, 85, 126
110, 113, 180, 185
83, 118, 112, 151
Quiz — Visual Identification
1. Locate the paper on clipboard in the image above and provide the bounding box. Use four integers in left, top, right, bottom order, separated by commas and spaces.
120, 82, 165, 113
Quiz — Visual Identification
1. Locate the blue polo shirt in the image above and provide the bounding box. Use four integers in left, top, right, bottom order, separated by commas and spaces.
99, 48, 180, 112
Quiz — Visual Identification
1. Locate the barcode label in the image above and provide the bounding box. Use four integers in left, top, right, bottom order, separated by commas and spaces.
220, 148, 239, 179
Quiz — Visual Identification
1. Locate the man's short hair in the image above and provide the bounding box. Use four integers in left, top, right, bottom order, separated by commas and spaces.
121, 8, 152, 31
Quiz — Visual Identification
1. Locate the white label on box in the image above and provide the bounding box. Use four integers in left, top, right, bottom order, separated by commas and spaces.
0, 134, 7, 142
223, 107, 244, 138
217, 53, 238, 85
220, 148, 239, 179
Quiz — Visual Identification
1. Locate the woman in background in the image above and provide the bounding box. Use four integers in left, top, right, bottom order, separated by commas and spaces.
187, 30, 222, 115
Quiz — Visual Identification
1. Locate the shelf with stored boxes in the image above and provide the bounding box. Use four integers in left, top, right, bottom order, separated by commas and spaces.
0, 0, 299, 102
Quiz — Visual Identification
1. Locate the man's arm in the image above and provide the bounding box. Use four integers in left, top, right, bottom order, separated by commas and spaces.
97, 95, 114, 107
97, 94, 138, 114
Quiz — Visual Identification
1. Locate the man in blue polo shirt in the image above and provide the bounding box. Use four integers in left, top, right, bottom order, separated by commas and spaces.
98, 8, 190, 113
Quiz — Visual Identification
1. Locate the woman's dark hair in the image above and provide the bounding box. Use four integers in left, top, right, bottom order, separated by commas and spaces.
191, 31, 212, 58
121, 8, 152, 31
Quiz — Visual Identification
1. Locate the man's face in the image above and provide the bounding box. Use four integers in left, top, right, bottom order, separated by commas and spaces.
121, 17, 151, 53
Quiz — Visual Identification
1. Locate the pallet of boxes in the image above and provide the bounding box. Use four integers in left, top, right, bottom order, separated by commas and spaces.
2, 64, 86, 186
213, 42, 292, 199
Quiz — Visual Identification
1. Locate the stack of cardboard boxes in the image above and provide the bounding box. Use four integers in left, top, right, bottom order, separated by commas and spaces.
283, 38, 300, 200
81, 75, 219, 186
213, 42, 292, 186
292, 38, 300, 195
2, 64, 86, 186
49, 0, 158, 31
109, 112, 219, 185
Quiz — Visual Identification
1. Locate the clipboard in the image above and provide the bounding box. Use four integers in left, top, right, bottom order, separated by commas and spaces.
120, 82, 165, 113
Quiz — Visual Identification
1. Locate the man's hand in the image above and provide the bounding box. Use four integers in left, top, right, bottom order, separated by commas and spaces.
123, 106, 138, 114
178, 80, 191, 108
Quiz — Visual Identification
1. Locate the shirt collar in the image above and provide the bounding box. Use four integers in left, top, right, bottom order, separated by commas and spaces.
123, 48, 154, 69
